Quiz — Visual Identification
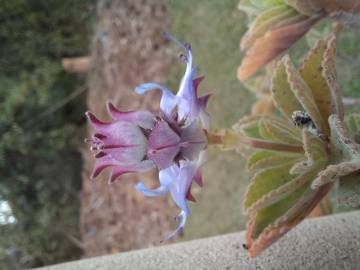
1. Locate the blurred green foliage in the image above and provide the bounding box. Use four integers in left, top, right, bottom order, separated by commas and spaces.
0, 0, 94, 268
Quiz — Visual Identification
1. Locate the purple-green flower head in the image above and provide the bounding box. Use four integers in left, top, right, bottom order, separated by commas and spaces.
85, 33, 210, 240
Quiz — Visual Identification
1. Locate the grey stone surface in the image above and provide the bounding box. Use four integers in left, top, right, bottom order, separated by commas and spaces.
37, 211, 360, 270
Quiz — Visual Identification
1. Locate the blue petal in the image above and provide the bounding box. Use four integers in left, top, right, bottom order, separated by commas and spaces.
135, 182, 169, 197
161, 32, 195, 100
134, 83, 178, 117
169, 161, 199, 216
159, 166, 177, 186
161, 33, 201, 124
162, 210, 188, 242
161, 32, 189, 52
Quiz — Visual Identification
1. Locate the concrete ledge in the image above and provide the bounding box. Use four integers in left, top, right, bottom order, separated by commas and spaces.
37, 211, 360, 270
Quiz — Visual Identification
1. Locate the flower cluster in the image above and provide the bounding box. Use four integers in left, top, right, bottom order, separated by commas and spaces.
85, 33, 210, 240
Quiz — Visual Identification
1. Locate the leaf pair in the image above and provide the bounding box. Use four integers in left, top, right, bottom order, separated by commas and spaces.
237, 0, 360, 81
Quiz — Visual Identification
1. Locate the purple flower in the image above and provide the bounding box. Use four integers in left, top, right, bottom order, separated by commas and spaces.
85, 33, 210, 240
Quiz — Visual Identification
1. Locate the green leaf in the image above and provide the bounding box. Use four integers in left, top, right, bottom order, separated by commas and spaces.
290, 130, 327, 174
271, 59, 303, 121
338, 172, 360, 207
285, 0, 324, 16
238, 0, 262, 16
247, 150, 301, 170
251, 0, 285, 8
241, 5, 297, 50
345, 113, 360, 136
237, 117, 263, 139
235, 115, 304, 153
246, 177, 332, 257
283, 55, 325, 133
322, 35, 344, 119
329, 114, 360, 159
245, 130, 328, 214
311, 115, 360, 189
244, 162, 297, 211
259, 117, 302, 145
251, 183, 309, 239
299, 38, 332, 135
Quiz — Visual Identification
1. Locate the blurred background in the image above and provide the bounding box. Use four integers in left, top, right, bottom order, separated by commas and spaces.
1, 0, 360, 269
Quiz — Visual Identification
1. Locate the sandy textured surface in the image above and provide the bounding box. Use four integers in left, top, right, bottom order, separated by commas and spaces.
39, 211, 360, 270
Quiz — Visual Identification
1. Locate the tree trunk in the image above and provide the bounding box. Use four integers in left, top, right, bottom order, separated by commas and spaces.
80, 0, 175, 257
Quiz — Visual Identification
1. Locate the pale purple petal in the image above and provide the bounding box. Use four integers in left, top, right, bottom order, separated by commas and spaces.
86, 112, 146, 145
186, 182, 196, 202
86, 112, 148, 163
193, 150, 207, 187
198, 94, 212, 130
107, 101, 155, 129
158, 165, 177, 187
162, 210, 188, 242
147, 120, 181, 169
91, 154, 119, 179
180, 120, 207, 160
134, 83, 178, 117
176, 68, 197, 123
162, 32, 201, 124
135, 166, 174, 196
193, 76, 205, 93
161, 32, 190, 52
101, 145, 145, 164
168, 161, 197, 215
135, 182, 170, 197
148, 145, 180, 170
85, 111, 110, 131
92, 154, 154, 181
194, 169, 203, 187
109, 160, 154, 184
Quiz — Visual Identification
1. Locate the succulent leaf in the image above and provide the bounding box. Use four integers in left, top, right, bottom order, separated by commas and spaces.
321, 35, 344, 120
345, 113, 360, 137
250, 0, 286, 8
271, 60, 304, 120
259, 117, 303, 144
329, 114, 360, 159
246, 182, 332, 257
322, 0, 360, 13
299, 38, 332, 130
338, 172, 360, 208
270, 36, 341, 137
311, 115, 360, 190
238, 16, 319, 81
244, 161, 299, 211
238, 0, 360, 80
247, 150, 301, 170
236, 115, 303, 147
241, 5, 298, 50
237, 116, 263, 139
283, 55, 325, 133
285, 0, 324, 16
244, 129, 328, 215
251, 96, 274, 115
